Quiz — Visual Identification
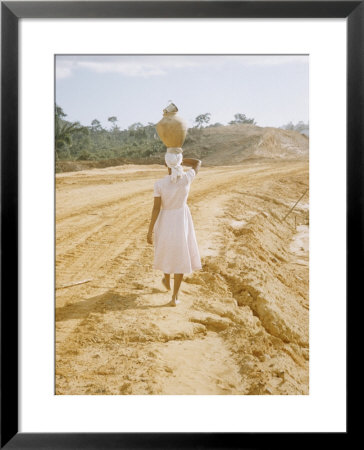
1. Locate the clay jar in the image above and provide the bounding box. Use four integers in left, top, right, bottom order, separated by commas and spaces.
156, 108, 188, 148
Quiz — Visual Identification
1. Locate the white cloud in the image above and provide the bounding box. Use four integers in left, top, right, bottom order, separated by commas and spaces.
56, 55, 203, 79
77, 61, 167, 77
237, 55, 308, 66
56, 61, 74, 79
55, 54, 307, 80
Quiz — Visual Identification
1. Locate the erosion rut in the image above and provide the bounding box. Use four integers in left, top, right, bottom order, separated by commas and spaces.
56, 161, 309, 395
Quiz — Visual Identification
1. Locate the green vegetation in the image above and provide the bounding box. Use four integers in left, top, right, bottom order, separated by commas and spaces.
55, 104, 166, 162
280, 120, 309, 133
228, 113, 256, 125
55, 106, 89, 160
54, 105, 275, 163
193, 113, 211, 128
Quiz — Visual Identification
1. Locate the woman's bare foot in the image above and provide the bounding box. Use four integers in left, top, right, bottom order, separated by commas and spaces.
162, 278, 171, 291
166, 295, 180, 307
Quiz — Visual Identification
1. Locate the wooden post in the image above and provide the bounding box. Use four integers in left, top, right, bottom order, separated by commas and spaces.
281, 189, 308, 222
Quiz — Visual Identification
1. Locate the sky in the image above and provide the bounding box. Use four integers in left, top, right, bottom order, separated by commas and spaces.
55, 54, 308, 130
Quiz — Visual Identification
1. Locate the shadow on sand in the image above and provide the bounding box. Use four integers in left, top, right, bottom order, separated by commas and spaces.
56, 288, 176, 322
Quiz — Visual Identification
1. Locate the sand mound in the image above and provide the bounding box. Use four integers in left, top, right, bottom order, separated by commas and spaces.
253, 127, 309, 160
186, 124, 309, 165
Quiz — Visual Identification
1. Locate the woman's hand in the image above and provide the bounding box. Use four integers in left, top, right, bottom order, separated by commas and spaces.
147, 197, 161, 244
182, 158, 201, 174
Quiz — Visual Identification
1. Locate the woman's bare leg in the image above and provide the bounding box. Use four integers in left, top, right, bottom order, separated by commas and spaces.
165, 274, 183, 306
162, 273, 171, 290
172, 274, 183, 301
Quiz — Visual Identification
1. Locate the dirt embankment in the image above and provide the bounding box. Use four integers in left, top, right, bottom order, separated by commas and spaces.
187, 124, 309, 165
56, 161, 309, 395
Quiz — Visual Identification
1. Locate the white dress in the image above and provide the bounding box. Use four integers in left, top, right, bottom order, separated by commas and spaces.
153, 168, 202, 274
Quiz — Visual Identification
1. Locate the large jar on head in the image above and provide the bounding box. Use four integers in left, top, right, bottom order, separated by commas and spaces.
156, 103, 188, 147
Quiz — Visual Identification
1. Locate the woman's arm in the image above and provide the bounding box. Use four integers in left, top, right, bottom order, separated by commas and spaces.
182, 157, 202, 174
147, 197, 161, 244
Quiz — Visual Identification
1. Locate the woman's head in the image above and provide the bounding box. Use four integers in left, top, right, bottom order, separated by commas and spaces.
165, 153, 183, 182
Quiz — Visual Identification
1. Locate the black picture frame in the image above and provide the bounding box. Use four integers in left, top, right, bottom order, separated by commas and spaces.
1, 1, 355, 448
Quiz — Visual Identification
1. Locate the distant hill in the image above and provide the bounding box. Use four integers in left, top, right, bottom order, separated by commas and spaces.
182, 123, 309, 164
56, 123, 309, 173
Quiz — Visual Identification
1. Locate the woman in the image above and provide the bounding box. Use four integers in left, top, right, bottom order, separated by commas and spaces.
147, 153, 202, 307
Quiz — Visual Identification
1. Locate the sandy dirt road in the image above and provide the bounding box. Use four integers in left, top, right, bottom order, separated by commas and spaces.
56, 161, 309, 395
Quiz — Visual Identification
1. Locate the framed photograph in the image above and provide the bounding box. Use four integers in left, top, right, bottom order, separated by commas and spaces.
1, 0, 355, 447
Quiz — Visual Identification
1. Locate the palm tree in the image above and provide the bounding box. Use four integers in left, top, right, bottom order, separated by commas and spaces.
55, 105, 89, 157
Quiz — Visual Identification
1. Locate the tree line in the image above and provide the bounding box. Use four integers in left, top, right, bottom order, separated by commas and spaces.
194, 112, 256, 128
55, 105, 164, 161
55, 105, 259, 161
279, 120, 309, 133
56, 105, 309, 162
